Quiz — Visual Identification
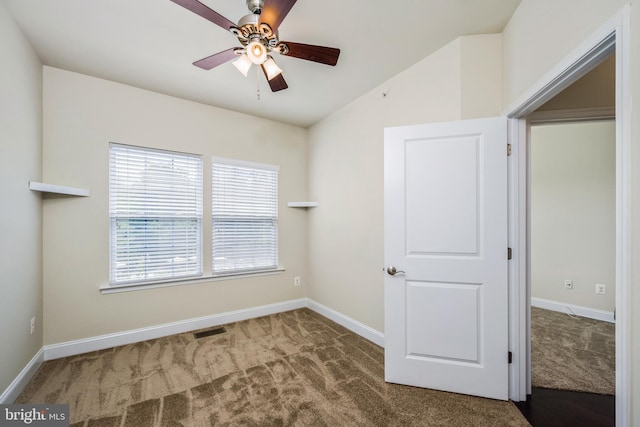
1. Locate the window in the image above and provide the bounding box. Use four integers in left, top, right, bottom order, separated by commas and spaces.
109, 143, 203, 285
212, 158, 279, 274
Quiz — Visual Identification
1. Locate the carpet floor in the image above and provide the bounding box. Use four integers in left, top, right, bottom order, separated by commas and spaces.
17, 308, 530, 426
531, 306, 615, 395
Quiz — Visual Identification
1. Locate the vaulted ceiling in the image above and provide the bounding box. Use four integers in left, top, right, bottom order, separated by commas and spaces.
4, 0, 522, 127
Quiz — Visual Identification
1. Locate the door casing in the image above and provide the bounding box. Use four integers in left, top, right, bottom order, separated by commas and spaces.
504, 6, 631, 427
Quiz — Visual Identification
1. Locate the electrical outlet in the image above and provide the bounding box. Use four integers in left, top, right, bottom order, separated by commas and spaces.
596, 283, 606, 295
564, 280, 573, 290
294, 276, 301, 286
30, 317, 36, 335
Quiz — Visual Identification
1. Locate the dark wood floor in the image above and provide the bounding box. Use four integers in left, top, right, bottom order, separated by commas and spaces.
515, 387, 615, 427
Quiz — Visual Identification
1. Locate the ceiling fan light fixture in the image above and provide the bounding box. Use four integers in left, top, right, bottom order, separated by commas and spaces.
263, 56, 283, 81
232, 54, 252, 77
247, 40, 267, 64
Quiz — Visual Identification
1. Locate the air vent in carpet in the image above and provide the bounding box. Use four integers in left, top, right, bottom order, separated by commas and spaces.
194, 326, 226, 339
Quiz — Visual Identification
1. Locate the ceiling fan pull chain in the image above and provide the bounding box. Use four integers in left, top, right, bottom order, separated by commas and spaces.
256, 66, 261, 101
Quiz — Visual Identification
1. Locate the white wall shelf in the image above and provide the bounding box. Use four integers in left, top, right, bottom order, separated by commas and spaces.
287, 202, 319, 208
29, 181, 90, 197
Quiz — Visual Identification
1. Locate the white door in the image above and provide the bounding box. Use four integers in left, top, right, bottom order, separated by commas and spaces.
384, 117, 508, 400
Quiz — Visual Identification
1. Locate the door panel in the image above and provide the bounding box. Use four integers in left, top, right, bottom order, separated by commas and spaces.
406, 280, 481, 362
384, 117, 508, 400
405, 135, 479, 255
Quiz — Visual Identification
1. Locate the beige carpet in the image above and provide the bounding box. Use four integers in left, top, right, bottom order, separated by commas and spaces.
531, 306, 615, 395
17, 309, 529, 426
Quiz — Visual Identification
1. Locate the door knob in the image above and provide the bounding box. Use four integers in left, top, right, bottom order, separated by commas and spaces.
386, 266, 405, 276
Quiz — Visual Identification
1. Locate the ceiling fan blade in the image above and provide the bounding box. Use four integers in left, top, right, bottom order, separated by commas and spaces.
259, 0, 297, 33
193, 48, 238, 70
170, 0, 236, 31
261, 65, 288, 92
279, 42, 340, 66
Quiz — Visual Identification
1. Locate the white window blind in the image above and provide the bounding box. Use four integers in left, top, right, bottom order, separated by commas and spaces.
109, 143, 203, 285
212, 158, 278, 274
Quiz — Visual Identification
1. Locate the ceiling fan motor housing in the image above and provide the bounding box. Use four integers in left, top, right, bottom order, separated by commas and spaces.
246, 0, 263, 14
233, 12, 280, 51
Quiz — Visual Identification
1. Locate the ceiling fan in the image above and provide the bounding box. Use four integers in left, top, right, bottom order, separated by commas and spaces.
170, 0, 341, 92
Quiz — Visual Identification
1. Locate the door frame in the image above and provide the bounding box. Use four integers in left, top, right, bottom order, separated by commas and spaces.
505, 5, 631, 427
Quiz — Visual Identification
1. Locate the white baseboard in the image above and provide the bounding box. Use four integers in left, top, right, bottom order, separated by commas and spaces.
306, 299, 385, 347
531, 297, 615, 323
4, 298, 385, 401
44, 298, 307, 360
44, 298, 385, 361
0, 347, 44, 404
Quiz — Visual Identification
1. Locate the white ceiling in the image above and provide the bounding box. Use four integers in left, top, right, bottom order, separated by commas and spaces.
4, 0, 522, 128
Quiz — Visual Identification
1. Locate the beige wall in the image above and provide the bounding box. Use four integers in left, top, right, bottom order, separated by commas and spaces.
0, 2, 43, 394
307, 35, 502, 332
42, 67, 309, 344
538, 54, 616, 112
530, 121, 616, 312
501, 0, 628, 110
461, 35, 503, 119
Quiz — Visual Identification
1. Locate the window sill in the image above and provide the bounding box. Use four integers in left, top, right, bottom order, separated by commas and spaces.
100, 268, 285, 294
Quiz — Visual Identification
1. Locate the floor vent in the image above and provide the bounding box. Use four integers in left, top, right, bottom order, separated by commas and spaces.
194, 326, 226, 339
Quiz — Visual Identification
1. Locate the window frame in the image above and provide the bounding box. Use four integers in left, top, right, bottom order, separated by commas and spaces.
108, 142, 204, 287
211, 156, 280, 276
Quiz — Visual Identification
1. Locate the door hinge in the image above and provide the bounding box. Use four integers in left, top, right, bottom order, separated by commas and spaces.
508, 351, 513, 364
507, 143, 512, 156
508, 247, 512, 260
